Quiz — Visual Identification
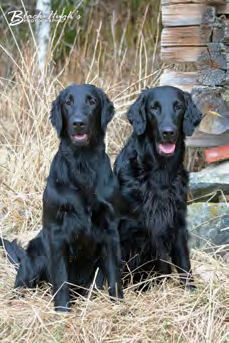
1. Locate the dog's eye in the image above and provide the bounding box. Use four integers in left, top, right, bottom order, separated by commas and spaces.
89, 98, 96, 106
65, 99, 72, 106
174, 103, 181, 111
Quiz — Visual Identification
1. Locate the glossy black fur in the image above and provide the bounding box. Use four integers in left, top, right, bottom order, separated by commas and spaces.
115, 86, 202, 288
1, 84, 123, 311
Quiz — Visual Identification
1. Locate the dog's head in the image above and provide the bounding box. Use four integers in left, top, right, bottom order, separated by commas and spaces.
50, 84, 114, 146
127, 86, 202, 157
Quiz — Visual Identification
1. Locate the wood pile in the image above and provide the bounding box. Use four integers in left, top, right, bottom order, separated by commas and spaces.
160, 0, 229, 149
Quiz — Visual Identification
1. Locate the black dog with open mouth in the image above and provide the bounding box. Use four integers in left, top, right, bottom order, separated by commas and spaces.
1, 84, 123, 311
114, 86, 202, 289
58, 84, 105, 147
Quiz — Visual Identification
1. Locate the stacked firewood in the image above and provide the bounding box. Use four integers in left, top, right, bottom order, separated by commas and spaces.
160, 0, 229, 149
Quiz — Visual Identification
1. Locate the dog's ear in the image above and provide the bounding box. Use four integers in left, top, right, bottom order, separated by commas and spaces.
97, 88, 115, 132
50, 91, 64, 138
183, 92, 202, 136
127, 91, 147, 135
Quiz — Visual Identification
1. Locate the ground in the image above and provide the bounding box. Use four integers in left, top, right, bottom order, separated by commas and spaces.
0, 247, 227, 342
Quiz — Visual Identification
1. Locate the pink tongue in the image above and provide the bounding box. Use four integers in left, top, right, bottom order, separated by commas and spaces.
158, 143, 176, 154
74, 134, 87, 141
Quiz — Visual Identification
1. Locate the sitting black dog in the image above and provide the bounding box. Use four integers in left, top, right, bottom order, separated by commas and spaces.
114, 86, 202, 289
1, 84, 123, 311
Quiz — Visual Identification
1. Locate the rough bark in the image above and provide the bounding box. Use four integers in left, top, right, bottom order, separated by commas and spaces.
199, 7, 215, 42
36, 0, 51, 75
197, 43, 227, 86
191, 85, 229, 134
213, 17, 226, 42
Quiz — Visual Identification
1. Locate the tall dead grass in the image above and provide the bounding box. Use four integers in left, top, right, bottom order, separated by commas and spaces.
0, 2, 228, 342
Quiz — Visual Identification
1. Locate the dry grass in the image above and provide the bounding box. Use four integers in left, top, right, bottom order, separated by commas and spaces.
0, 250, 228, 342
0, 3, 228, 342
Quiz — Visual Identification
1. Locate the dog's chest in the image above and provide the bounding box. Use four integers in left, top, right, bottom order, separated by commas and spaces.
69, 234, 98, 259
130, 167, 185, 227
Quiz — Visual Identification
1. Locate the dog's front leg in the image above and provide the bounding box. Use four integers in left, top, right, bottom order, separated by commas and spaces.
151, 231, 172, 276
46, 226, 70, 311
101, 223, 123, 299
171, 214, 195, 290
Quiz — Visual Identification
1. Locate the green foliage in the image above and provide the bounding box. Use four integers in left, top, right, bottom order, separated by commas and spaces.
49, 0, 161, 63
51, 0, 82, 60
0, 0, 161, 79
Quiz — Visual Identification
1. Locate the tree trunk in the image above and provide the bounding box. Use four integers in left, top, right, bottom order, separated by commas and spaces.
36, 0, 51, 75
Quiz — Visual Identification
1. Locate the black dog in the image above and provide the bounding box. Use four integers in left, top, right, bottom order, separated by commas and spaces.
115, 86, 202, 289
1, 84, 123, 311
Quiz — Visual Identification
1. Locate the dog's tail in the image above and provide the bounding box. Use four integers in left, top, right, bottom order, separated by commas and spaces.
0, 238, 26, 269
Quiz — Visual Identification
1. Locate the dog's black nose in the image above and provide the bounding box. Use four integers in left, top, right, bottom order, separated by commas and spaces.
73, 119, 85, 129
162, 128, 175, 140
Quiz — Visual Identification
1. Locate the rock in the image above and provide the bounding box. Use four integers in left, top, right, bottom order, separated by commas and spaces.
189, 161, 229, 200
187, 202, 229, 251
190, 161, 229, 184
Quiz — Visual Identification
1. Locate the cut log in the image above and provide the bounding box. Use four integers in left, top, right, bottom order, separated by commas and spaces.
226, 53, 229, 77
201, 6, 216, 24
197, 43, 227, 86
200, 12, 228, 44
161, 17, 227, 47
199, 110, 229, 134
160, 70, 198, 83
205, 145, 229, 163
162, 4, 212, 27
161, 27, 207, 46
162, 0, 226, 4
224, 19, 229, 45
161, 46, 206, 62
191, 86, 229, 134
217, 4, 229, 14
160, 70, 198, 92
186, 131, 229, 147
199, 7, 215, 43
223, 72, 229, 85
212, 17, 226, 43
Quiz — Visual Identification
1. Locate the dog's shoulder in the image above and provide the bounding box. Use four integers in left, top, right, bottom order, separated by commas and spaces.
95, 151, 119, 203
47, 148, 69, 184
114, 134, 137, 175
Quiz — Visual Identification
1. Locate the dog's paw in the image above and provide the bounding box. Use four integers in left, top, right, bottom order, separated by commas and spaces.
185, 284, 196, 292
55, 305, 71, 313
